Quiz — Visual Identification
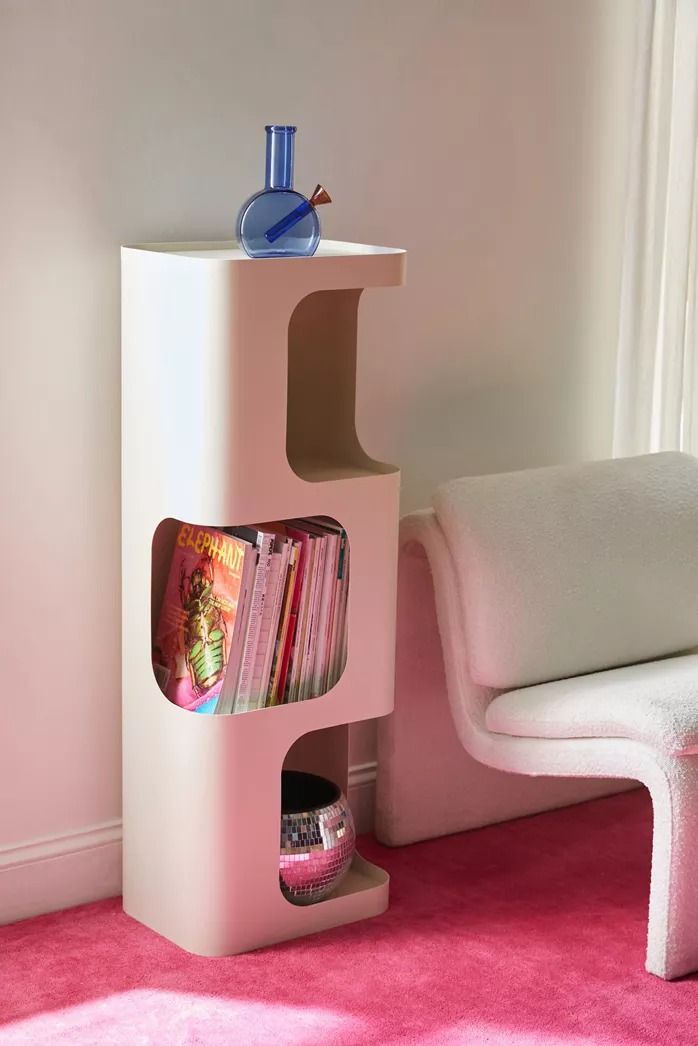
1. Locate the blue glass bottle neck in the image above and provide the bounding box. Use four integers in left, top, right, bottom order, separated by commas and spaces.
265, 127, 295, 190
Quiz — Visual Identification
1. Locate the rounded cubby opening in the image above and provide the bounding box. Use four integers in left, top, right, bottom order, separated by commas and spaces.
151, 515, 349, 715
280, 727, 356, 907
286, 289, 398, 482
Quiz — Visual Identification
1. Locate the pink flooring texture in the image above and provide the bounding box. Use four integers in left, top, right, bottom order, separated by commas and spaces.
1, 790, 697, 1046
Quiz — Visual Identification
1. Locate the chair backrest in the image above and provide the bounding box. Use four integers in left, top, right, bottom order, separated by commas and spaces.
432, 452, 698, 691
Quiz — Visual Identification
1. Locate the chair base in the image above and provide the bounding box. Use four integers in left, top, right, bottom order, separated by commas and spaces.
644, 756, 698, 979
382, 510, 698, 980
377, 525, 633, 848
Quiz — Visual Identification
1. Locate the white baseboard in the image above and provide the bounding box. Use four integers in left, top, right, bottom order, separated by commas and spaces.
0, 820, 123, 926
0, 762, 378, 926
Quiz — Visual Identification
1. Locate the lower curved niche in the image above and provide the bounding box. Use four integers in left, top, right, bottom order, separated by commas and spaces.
280, 725, 358, 907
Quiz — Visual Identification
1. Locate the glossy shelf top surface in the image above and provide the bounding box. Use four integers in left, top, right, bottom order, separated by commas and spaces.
123, 239, 405, 261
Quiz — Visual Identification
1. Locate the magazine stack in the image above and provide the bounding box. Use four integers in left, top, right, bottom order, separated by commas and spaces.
153, 517, 349, 715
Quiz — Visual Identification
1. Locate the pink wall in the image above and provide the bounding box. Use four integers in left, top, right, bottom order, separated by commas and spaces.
0, 0, 637, 919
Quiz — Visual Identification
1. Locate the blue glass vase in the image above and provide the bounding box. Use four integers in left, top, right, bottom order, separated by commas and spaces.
237, 126, 331, 259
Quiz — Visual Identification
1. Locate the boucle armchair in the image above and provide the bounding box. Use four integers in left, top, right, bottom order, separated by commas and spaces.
378, 452, 698, 979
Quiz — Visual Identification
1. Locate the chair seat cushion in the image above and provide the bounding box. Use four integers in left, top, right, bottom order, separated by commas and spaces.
485, 654, 698, 754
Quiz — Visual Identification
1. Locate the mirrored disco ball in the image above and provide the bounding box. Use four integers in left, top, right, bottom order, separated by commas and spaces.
280, 770, 356, 905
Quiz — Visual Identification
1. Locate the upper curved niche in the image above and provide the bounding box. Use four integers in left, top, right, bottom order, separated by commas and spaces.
286, 289, 397, 482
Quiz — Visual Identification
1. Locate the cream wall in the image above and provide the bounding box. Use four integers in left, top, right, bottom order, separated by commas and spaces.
0, 0, 637, 916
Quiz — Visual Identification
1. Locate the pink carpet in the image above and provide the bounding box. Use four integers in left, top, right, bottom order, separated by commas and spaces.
1, 790, 697, 1045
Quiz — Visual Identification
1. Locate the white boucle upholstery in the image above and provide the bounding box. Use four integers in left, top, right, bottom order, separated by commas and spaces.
378, 454, 698, 980
486, 654, 698, 754
433, 452, 698, 690
376, 517, 626, 849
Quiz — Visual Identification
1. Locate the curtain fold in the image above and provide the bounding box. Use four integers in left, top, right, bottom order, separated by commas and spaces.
613, 0, 698, 457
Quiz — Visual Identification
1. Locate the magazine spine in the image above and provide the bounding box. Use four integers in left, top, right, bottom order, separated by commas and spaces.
216, 548, 257, 714
233, 531, 274, 707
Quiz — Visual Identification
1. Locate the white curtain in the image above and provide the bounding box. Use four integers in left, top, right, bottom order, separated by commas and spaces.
613, 0, 698, 456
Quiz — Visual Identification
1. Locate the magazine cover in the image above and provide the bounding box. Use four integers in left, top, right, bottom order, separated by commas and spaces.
152, 523, 252, 711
